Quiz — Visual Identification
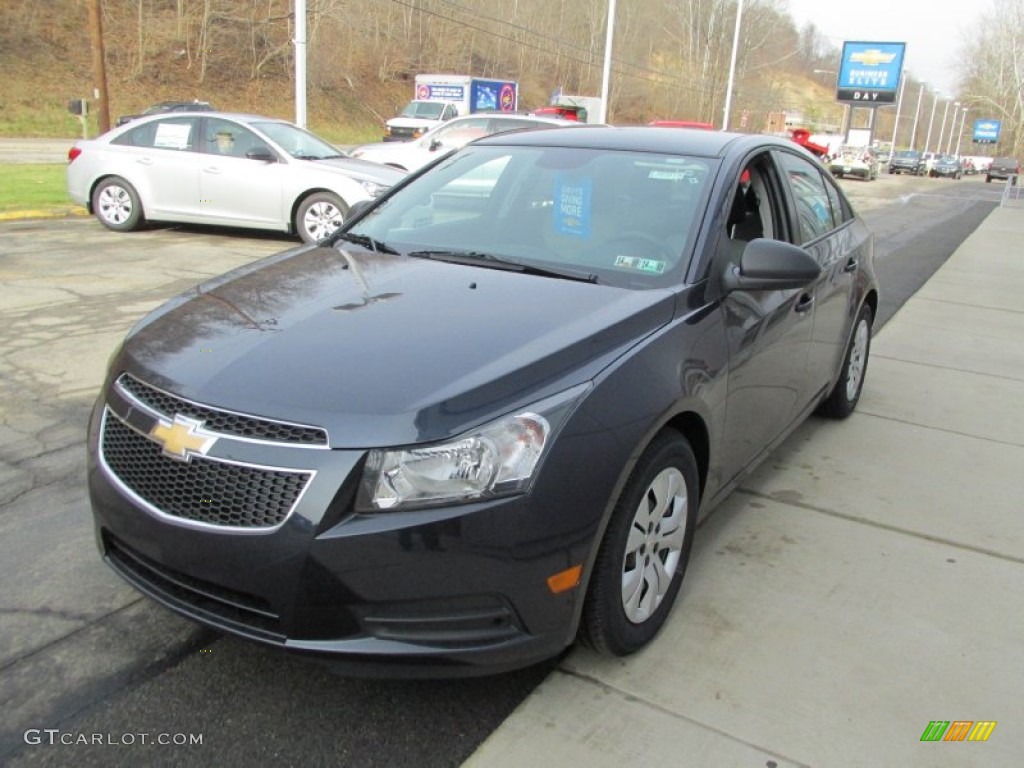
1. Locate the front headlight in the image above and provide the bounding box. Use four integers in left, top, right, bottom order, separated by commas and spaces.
356, 384, 589, 512
359, 180, 389, 198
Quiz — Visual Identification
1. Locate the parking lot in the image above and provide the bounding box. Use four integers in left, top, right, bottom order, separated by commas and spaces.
2, 174, 1022, 765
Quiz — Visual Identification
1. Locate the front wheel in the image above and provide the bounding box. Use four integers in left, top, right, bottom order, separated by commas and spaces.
578, 430, 699, 656
817, 303, 873, 419
295, 191, 349, 243
92, 176, 144, 232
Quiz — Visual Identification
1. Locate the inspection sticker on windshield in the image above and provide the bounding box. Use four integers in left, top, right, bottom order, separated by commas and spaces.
613, 255, 666, 274
553, 177, 593, 238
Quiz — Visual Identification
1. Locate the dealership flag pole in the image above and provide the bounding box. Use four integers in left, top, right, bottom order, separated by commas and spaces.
888, 72, 905, 152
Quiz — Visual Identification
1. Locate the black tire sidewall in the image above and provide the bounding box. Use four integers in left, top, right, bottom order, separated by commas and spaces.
819, 303, 873, 419
580, 431, 699, 656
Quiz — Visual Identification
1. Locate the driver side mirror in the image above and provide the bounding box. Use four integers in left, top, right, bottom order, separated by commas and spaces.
722, 238, 821, 292
246, 146, 276, 162
429, 138, 443, 152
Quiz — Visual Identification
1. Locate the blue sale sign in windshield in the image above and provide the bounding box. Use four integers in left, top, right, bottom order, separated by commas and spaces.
837, 41, 906, 104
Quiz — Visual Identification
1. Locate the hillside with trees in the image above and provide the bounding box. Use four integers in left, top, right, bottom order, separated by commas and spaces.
0, 0, 1019, 156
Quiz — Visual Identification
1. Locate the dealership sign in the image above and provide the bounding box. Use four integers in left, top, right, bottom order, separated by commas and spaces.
973, 119, 1001, 143
836, 41, 906, 104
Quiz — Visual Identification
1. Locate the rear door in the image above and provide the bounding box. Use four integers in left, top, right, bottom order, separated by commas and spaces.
110, 116, 203, 219
773, 150, 865, 400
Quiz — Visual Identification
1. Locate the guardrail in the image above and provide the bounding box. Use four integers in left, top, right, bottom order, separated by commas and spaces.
1000, 174, 1022, 208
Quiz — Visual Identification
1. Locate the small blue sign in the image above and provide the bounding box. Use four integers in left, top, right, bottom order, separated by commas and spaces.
973, 119, 1001, 143
836, 41, 906, 104
553, 177, 593, 238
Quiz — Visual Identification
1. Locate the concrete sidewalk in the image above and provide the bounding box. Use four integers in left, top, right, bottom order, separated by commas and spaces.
464, 206, 1024, 767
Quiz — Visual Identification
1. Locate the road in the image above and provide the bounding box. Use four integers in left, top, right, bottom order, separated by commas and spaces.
0, 174, 1002, 766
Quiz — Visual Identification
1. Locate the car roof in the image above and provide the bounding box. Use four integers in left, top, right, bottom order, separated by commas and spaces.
473, 125, 785, 159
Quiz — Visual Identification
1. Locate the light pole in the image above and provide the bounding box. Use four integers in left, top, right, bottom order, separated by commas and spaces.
924, 90, 940, 154
955, 108, 970, 157
598, 0, 617, 123
946, 102, 961, 154
936, 99, 953, 155
888, 73, 906, 152
909, 82, 927, 150
722, 0, 744, 130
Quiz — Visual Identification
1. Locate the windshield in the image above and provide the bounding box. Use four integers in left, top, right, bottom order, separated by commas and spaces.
252, 121, 345, 159
344, 144, 715, 289
896, 150, 920, 159
401, 102, 447, 119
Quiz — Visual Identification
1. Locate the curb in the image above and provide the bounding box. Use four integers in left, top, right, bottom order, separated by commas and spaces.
0, 207, 88, 221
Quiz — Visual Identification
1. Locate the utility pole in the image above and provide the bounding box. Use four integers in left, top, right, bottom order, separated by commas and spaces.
88, 0, 110, 135
598, 0, 617, 124
722, 0, 744, 131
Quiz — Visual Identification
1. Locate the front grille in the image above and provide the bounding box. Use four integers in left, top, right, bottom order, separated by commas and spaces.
117, 374, 328, 446
101, 412, 311, 529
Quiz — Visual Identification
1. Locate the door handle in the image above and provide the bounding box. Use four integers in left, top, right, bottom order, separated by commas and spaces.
795, 293, 815, 313
843, 257, 858, 273
203, 167, 223, 174
136, 157, 153, 165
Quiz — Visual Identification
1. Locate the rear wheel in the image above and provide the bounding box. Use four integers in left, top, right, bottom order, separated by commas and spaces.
92, 176, 144, 232
579, 431, 698, 656
817, 303, 873, 419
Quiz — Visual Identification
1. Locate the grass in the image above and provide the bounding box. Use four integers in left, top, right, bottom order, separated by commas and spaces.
0, 164, 77, 213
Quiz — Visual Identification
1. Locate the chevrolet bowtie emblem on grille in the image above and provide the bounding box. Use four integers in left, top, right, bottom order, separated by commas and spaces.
149, 414, 217, 462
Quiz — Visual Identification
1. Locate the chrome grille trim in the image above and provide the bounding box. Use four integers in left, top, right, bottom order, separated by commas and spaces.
99, 408, 316, 533
115, 373, 329, 448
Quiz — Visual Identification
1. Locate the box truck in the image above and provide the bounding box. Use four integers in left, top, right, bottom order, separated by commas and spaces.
384, 74, 519, 141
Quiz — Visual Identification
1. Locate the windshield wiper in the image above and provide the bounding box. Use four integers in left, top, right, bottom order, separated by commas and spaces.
334, 231, 399, 255
407, 249, 598, 283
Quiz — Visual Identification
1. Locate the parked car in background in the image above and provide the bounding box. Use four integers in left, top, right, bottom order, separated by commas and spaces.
87, 126, 878, 676
349, 112, 580, 172
116, 100, 216, 126
888, 149, 926, 175
829, 145, 878, 180
930, 155, 963, 179
986, 156, 1020, 184
67, 112, 405, 243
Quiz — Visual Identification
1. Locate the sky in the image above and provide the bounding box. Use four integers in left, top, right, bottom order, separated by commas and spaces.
784, 0, 993, 96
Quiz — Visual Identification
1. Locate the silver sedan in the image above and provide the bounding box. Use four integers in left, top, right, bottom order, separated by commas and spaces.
67, 113, 407, 243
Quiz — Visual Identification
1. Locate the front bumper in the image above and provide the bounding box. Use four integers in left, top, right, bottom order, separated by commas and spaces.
87, 384, 600, 677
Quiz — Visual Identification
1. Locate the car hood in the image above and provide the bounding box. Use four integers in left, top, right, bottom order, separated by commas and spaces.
117, 246, 675, 447
301, 156, 407, 185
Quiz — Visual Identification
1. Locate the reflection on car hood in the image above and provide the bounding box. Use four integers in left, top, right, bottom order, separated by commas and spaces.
117, 246, 674, 446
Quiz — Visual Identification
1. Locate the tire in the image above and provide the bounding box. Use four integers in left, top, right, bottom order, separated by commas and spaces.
579, 430, 699, 656
986, 175, 992, 183
92, 176, 144, 232
817, 303, 873, 419
295, 191, 349, 243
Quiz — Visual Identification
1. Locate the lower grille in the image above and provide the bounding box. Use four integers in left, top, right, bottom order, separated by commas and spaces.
104, 532, 284, 641
101, 411, 311, 530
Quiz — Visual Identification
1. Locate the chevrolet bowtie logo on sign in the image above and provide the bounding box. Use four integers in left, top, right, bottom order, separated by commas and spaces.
850, 49, 898, 67
149, 414, 218, 462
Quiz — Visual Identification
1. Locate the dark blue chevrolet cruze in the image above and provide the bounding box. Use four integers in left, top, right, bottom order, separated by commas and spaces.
88, 126, 878, 676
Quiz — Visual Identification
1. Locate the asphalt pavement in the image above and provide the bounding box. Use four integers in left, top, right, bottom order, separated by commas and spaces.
463, 201, 1024, 766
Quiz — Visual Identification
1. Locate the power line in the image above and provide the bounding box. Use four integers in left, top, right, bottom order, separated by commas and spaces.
384, 0, 714, 96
